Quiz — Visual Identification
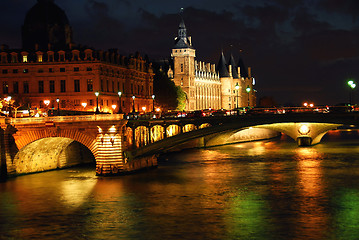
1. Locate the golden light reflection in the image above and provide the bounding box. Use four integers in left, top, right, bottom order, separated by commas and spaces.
60, 178, 97, 207
294, 147, 327, 239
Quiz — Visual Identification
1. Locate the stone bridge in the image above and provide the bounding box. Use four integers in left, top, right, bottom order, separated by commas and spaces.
1, 112, 358, 180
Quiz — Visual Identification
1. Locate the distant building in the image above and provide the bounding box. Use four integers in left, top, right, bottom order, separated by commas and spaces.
0, 0, 153, 115
171, 17, 256, 111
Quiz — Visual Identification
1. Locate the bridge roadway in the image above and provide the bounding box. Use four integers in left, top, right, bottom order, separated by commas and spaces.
0, 112, 358, 179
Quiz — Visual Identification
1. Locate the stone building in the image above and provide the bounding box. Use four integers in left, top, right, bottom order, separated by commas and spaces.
0, 0, 153, 115
171, 18, 256, 111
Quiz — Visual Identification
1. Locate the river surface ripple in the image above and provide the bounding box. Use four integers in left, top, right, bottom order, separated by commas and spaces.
1, 131, 359, 240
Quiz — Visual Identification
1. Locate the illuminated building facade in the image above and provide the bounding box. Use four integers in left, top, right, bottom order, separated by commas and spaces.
171, 18, 256, 111
0, 0, 153, 115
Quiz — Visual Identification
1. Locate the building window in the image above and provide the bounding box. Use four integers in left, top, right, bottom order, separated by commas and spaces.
13, 69, 18, 74
106, 80, 109, 92
60, 68, 65, 72
23, 55, 28, 62
23, 81, 29, 93
74, 79, 80, 92
49, 68, 53, 73
23, 69, 28, 73
38, 55, 43, 62
181, 64, 183, 72
13, 82, 18, 94
87, 79, 93, 92
61, 100, 66, 108
87, 67, 92, 71
112, 81, 115, 92
89, 99, 93, 106
60, 80, 66, 92
38, 81, 44, 93
50, 80, 55, 93
74, 67, 79, 72
74, 99, 80, 106
38, 69, 44, 73
3, 82, 8, 94
2, 69, 7, 74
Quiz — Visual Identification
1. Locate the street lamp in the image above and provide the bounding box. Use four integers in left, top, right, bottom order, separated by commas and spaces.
152, 94, 155, 112
132, 95, 136, 112
44, 99, 50, 116
117, 91, 122, 113
95, 91, 100, 114
348, 80, 356, 105
7, 96, 12, 117
235, 83, 240, 115
56, 98, 60, 115
246, 85, 251, 107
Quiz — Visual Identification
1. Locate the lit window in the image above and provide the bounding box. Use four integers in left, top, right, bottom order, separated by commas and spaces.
23, 55, 28, 63
38, 55, 43, 62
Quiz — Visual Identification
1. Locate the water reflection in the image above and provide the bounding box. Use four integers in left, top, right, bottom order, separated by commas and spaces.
0, 132, 359, 239
295, 147, 328, 240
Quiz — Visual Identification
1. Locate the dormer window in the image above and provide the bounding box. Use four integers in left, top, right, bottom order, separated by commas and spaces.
38, 55, 43, 62
58, 51, 65, 61
11, 52, 18, 63
23, 55, 28, 63
47, 51, 54, 62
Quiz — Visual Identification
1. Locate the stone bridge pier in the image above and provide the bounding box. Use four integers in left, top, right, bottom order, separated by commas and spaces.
256, 122, 342, 146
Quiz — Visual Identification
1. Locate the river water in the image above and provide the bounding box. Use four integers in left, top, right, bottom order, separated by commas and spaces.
1, 130, 359, 240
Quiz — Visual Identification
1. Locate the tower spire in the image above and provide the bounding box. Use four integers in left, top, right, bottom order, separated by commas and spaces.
174, 9, 193, 49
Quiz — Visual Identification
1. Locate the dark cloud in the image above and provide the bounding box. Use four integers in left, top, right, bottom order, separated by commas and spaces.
319, 0, 359, 22
1, 0, 359, 105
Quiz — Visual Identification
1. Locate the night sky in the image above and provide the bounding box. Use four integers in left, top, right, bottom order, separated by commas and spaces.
1, 0, 359, 106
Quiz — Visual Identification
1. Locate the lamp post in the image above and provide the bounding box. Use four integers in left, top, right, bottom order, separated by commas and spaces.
246, 85, 251, 107
152, 94, 155, 112
117, 91, 122, 113
95, 91, 100, 113
348, 80, 356, 105
44, 99, 50, 116
132, 95, 136, 113
7, 96, 12, 117
56, 98, 60, 115
235, 83, 240, 115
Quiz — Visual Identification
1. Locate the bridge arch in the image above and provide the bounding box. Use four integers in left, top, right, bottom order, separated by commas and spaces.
150, 125, 165, 143
166, 124, 181, 137
199, 123, 211, 129
183, 124, 196, 133
13, 128, 98, 157
13, 137, 95, 175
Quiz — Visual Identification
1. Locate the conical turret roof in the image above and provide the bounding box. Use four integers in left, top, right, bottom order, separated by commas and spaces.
217, 51, 230, 77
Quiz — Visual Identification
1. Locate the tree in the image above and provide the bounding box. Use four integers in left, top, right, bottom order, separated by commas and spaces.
176, 86, 187, 111
152, 60, 179, 111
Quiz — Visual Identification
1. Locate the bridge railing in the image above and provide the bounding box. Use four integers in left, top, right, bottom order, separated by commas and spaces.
3, 114, 124, 125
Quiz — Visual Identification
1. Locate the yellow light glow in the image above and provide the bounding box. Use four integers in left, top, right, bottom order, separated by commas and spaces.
299, 124, 310, 135
112, 104, 117, 110
81, 102, 87, 108
97, 126, 102, 133
155, 107, 161, 112
43, 100, 50, 106
142, 106, 146, 112
109, 125, 116, 133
